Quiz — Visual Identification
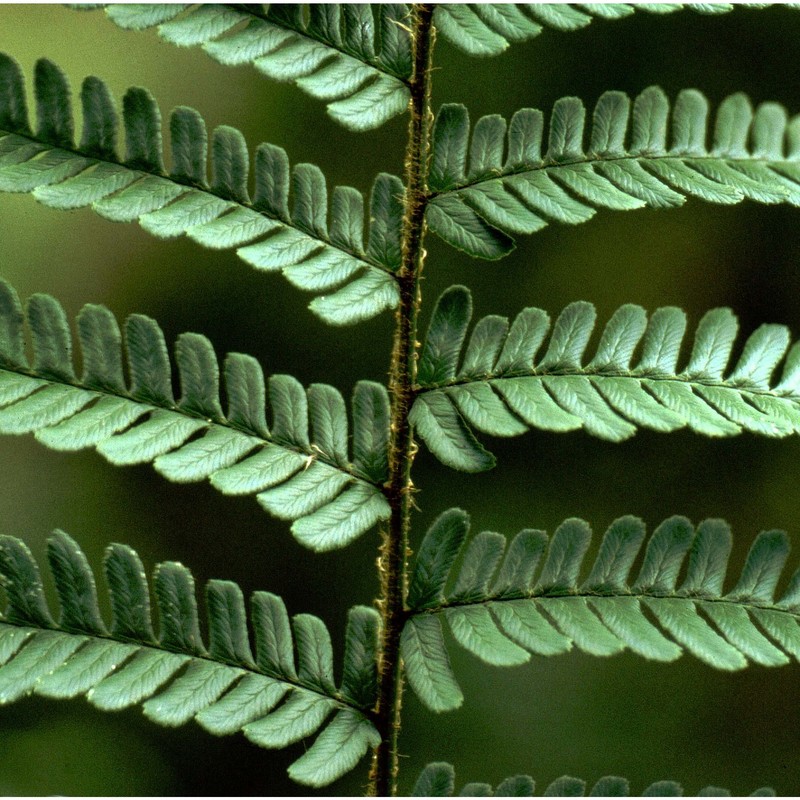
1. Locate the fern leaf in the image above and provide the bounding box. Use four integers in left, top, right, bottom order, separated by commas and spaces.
0, 278, 390, 551
412, 286, 800, 471
78, 4, 412, 131
0, 530, 381, 787
400, 615, 464, 714
432, 3, 782, 58
411, 762, 774, 797
402, 509, 800, 712
0, 53, 402, 324
427, 88, 800, 259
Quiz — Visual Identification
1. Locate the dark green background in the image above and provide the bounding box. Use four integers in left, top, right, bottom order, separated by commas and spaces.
2, 3, 800, 795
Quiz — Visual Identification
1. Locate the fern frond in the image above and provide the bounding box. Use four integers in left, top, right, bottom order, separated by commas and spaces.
402, 509, 800, 712
411, 762, 774, 797
426, 87, 800, 259
0, 529, 380, 787
433, 3, 772, 58
411, 285, 800, 472
0, 53, 403, 324
0, 278, 390, 551
78, 4, 412, 131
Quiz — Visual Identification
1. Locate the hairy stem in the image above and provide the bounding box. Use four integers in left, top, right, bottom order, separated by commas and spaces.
370, 4, 436, 796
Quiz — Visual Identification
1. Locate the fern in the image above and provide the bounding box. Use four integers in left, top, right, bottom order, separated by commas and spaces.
432, 3, 751, 57
81, 5, 771, 117
411, 762, 775, 797
0, 278, 390, 551
77, 4, 413, 131
0, 529, 380, 787
0, 53, 403, 324
402, 509, 800, 712
3, 2, 800, 796
427, 87, 800, 258
411, 285, 800, 471
7, 53, 800, 323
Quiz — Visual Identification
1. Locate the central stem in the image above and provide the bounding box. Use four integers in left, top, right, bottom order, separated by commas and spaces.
369, 4, 436, 797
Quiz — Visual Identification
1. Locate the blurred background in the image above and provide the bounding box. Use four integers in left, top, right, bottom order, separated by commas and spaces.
2, 3, 800, 796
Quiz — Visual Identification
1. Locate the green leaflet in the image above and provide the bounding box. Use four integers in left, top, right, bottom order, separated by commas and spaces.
401, 615, 463, 713
409, 392, 496, 473
432, 3, 742, 58
0, 53, 403, 325
0, 530, 381, 788
287, 708, 381, 787
418, 284, 474, 385
426, 193, 515, 260
402, 510, 800, 712
407, 509, 471, 610
413, 286, 800, 471
339, 607, 380, 708
81, 4, 412, 131
427, 87, 800, 259
0, 278, 390, 552
410, 762, 773, 797
412, 762, 456, 797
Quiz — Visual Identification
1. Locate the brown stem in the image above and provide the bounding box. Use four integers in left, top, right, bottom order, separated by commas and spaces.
368, 4, 436, 797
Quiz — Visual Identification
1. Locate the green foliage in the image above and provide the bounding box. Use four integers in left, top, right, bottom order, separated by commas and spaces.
433, 3, 741, 56
85, 4, 753, 123
0, 277, 390, 551
0, 52, 402, 324
2, 2, 800, 795
0, 529, 380, 787
410, 763, 774, 797
412, 285, 800, 471
82, 3, 413, 130
402, 510, 800, 712
427, 87, 800, 259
